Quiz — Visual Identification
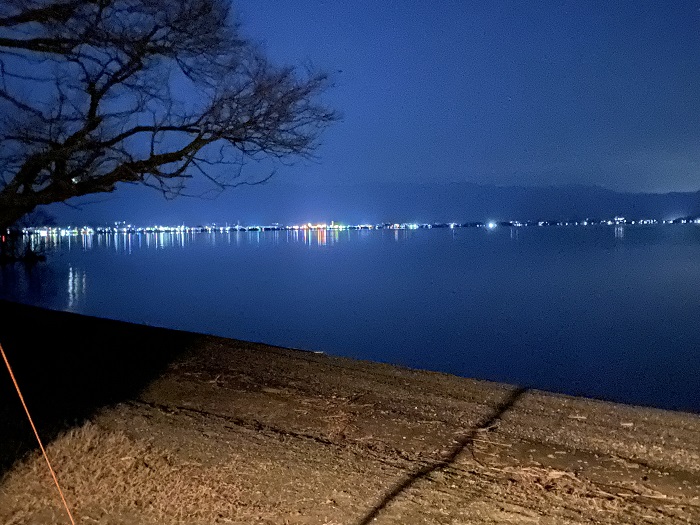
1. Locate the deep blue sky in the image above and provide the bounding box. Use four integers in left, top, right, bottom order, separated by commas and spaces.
48, 0, 700, 225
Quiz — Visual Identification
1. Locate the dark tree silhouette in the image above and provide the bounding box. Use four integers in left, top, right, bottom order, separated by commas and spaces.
0, 0, 336, 231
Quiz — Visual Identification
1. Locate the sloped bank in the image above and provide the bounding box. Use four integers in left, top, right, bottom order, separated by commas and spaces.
0, 301, 699, 524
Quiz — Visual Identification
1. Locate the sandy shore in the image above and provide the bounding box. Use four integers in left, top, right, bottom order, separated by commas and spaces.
0, 300, 699, 524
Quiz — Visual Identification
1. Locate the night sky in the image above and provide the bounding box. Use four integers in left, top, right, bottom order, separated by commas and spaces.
46, 0, 700, 226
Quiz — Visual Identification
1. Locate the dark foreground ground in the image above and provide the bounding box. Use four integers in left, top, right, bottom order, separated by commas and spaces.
0, 300, 699, 524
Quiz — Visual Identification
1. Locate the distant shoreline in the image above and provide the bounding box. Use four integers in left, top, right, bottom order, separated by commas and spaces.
16, 216, 700, 235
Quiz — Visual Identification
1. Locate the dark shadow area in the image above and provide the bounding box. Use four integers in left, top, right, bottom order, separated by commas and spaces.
0, 300, 200, 477
355, 386, 528, 525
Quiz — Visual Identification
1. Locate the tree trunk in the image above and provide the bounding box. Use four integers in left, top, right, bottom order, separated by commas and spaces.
0, 195, 36, 232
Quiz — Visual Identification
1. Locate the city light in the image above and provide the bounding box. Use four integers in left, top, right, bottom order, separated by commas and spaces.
11, 215, 682, 239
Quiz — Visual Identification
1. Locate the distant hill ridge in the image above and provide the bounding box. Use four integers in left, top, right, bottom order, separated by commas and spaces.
43, 181, 700, 225
273, 182, 700, 223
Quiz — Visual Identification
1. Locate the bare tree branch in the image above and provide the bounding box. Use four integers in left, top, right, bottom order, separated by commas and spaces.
0, 0, 336, 229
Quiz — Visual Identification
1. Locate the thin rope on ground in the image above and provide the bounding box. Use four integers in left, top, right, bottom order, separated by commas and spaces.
1, 341, 77, 525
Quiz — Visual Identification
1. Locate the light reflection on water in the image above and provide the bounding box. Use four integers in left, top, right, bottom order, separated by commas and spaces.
15, 228, 423, 253
67, 265, 87, 310
3, 225, 700, 412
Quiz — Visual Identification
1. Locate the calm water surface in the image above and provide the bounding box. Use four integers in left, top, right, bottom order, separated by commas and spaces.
2, 225, 699, 412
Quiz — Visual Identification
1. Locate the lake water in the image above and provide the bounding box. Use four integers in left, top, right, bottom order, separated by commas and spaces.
2, 225, 699, 413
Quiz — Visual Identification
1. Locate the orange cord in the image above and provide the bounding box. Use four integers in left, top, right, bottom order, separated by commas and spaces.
1, 341, 76, 525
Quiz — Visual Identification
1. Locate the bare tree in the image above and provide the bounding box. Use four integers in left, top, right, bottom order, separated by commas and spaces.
0, 0, 336, 231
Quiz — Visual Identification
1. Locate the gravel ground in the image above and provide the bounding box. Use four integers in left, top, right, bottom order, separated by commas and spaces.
1, 301, 699, 523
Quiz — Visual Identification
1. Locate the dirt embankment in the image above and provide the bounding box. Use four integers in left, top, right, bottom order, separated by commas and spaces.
1, 302, 699, 524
